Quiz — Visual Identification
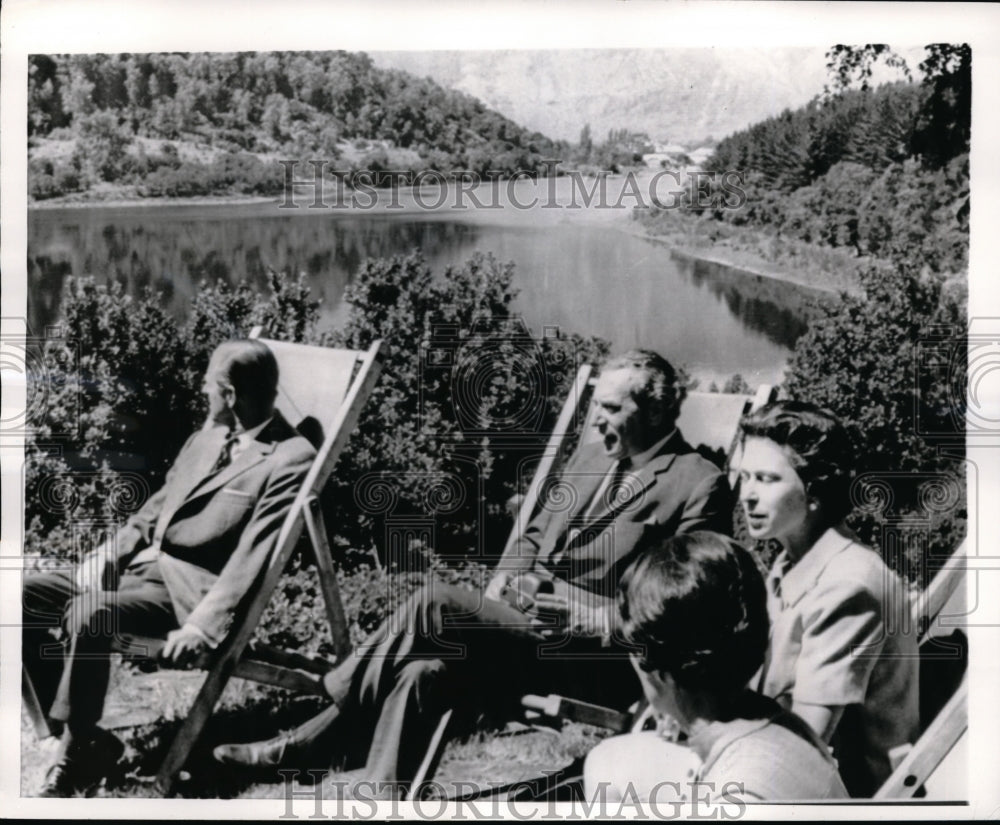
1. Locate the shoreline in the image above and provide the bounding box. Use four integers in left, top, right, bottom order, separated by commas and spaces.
28, 193, 280, 211
619, 225, 846, 298
29, 190, 849, 298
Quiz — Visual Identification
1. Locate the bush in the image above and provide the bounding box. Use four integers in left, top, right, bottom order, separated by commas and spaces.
29, 157, 83, 200
137, 153, 284, 197
324, 251, 609, 563
139, 161, 214, 197
783, 262, 966, 582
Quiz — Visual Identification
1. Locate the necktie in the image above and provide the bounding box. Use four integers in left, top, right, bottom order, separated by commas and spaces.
548, 458, 632, 567
606, 457, 632, 510
212, 430, 240, 474
580, 457, 632, 522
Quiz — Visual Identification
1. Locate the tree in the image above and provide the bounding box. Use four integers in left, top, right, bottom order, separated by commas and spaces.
911, 44, 971, 167
783, 262, 965, 577
74, 111, 132, 182
825, 43, 970, 169
578, 123, 593, 164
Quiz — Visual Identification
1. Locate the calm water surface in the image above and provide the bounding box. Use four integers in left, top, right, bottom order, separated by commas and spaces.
28, 181, 821, 386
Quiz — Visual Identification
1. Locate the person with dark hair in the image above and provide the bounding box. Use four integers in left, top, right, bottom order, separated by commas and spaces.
22, 340, 315, 797
213, 349, 732, 795
584, 531, 847, 801
737, 400, 918, 796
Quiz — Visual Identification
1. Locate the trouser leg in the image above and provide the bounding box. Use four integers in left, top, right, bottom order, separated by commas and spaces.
363, 658, 448, 787
315, 581, 565, 782
48, 561, 178, 732
22, 568, 78, 732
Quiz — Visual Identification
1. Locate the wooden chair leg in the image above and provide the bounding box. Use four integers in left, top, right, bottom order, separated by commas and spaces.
152, 661, 237, 796
303, 497, 351, 659
22, 673, 55, 740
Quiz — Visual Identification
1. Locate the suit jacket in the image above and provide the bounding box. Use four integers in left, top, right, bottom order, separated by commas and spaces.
113, 411, 316, 645
501, 430, 732, 603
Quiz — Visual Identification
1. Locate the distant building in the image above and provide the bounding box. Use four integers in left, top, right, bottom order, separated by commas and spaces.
688, 146, 715, 166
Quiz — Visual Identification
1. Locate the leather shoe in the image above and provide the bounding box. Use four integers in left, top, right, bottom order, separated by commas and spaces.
213, 733, 299, 768
38, 729, 124, 798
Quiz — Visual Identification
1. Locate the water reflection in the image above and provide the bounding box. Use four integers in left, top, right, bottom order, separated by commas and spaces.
677, 254, 820, 344
28, 204, 820, 385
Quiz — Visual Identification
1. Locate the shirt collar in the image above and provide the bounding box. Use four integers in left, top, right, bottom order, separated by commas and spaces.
686, 712, 772, 768
626, 428, 677, 471
685, 693, 783, 769
768, 524, 857, 609
232, 416, 271, 447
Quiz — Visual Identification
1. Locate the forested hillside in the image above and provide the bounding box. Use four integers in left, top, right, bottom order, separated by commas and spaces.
28, 51, 566, 200
637, 44, 970, 283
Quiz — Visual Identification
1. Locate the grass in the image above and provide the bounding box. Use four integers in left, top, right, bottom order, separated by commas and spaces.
21, 656, 614, 800
632, 206, 871, 295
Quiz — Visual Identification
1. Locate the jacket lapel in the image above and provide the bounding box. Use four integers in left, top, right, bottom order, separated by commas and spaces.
185, 411, 294, 500
576, 431, 686, 529
165, 425, 229, 514
187, 438, 273, 499
559, 431, 688, 555
152, 424, 228, 543
567, 458, 611, 523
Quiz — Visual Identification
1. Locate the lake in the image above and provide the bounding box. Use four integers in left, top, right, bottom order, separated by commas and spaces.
27, 177, 822, 387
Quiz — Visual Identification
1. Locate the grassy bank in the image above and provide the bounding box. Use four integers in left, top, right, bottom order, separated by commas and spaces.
632, 207, 872, 295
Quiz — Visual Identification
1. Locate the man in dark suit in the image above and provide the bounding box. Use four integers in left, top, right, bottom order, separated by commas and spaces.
22, 339, 316, 797
214, 349, 732, 793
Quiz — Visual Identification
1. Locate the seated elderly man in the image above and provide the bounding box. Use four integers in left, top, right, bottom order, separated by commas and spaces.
584, 531, 848, 802
214, 349, 733, 795
22, 340, 316, 797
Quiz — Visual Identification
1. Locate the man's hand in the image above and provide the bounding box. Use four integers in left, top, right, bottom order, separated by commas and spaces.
484, 571, 514, 603
532, 592, 609, 638
161, 624, 210, 668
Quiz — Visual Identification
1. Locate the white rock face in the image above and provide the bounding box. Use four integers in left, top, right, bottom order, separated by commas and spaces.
368, 48, 840, 145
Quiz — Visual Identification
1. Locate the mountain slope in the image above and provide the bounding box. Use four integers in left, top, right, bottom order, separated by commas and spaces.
368, 48, 837, 145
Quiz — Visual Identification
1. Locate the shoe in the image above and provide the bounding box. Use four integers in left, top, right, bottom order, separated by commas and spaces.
212, 733, 299, 768
38, 729, 124, 798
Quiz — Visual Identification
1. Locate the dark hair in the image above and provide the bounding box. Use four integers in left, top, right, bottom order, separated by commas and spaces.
212, 340, 279, 407
602, 349, 686, 429
617, 531, 768, 695
739, 400, 855, 524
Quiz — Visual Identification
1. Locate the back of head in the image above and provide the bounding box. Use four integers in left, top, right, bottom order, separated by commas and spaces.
739, 399, 855, 525
618, 531, 768, 695
211, 339, 280, 409
602, 348, 686, 432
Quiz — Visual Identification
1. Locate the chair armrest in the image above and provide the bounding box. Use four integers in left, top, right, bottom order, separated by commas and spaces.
521, 693, 632, 732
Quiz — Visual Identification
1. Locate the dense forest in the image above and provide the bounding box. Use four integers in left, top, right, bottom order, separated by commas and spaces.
28, 51, 567, 200
638, 44, 970, 282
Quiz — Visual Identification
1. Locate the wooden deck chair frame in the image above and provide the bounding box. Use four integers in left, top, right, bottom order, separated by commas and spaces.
875, 537, 969, 799
23, 331, 382, 797
408, 365, 775, 797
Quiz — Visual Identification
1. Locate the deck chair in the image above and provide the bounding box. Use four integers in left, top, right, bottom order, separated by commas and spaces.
875, 537, 969, 799
22, 331, 382, 797
408, 365, 775, 797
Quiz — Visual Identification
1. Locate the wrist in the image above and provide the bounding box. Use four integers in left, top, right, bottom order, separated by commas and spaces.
182, 622, 215, 648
